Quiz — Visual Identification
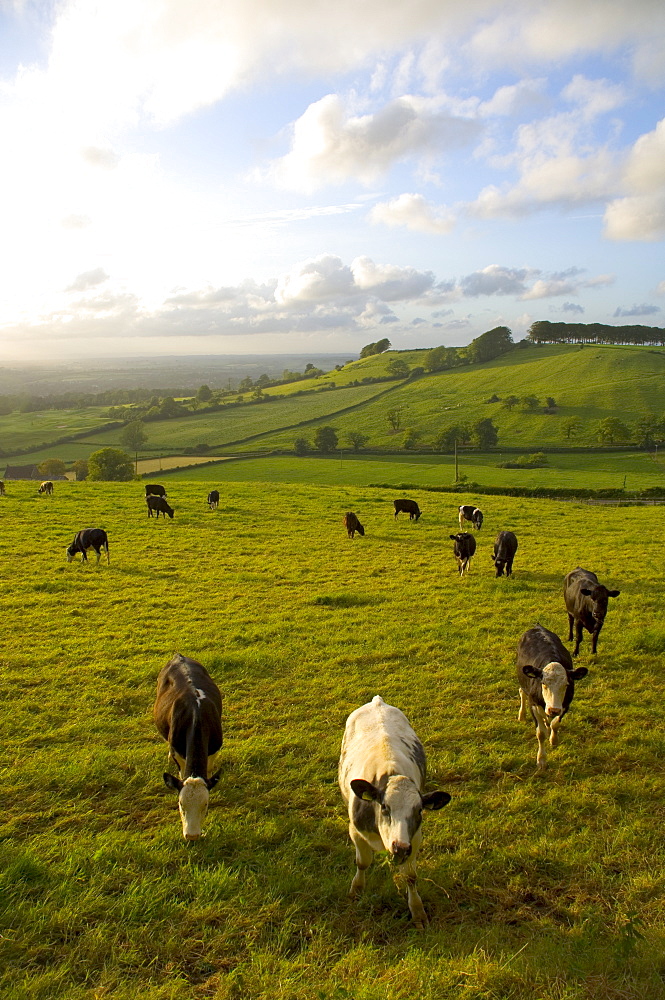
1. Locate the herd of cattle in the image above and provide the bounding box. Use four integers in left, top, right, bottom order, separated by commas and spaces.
99, 487, 618, 928
3, 477, 620, 925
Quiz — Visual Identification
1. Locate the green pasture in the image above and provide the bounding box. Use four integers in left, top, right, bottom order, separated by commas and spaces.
159, 450, 665, 492
1, 479, 664, 999
0, 407, 111, 454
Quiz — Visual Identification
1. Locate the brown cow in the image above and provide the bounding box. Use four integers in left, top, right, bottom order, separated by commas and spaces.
394, 499, 421, 520
343, 512, 365, 538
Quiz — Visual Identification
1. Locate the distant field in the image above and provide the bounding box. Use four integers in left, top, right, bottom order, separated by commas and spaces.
0, 406, 111, 453
158, 450, 665, 492
1, 479, 664, 1000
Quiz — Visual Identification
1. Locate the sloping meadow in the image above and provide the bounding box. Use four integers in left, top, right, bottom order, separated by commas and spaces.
1, 480, 664, 1000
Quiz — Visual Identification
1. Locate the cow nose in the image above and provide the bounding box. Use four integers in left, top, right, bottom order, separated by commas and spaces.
391, 841, 412, 864
546, 707, 560, 717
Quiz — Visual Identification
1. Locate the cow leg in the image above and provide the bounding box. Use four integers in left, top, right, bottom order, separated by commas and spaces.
518, 689, 527, 721
591, 626, 601, 654
506, 560, 513, 577
348, 827, 373, 897
401, 831, 427, 929
567, 613, 574, 642
549, 714, 562, 747
573, 621, 583, 657
535, 716, 548, 770
95, 548, 101, 564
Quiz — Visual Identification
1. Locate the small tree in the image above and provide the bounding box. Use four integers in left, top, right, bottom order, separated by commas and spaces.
314, 426, 338, 453
471, 417, 498, 449
403, 428, 422, 450
434, 424, 470, 452
159, 396, 185, 418
196, 385, 213, 402
346, 431, 369, 452
293, 437, 310, 456
387, 359, 410, 378
596, 417, 630, 444
502, 395, 520, 410
120, 419, 148, 473
38, 458, 66, 479
71, 459, 89, 481
562, 416, 583, 440
520, 395, 540, 411
88, 448, 134, 481
634, 415, 662, 449
386, 408, 403, 432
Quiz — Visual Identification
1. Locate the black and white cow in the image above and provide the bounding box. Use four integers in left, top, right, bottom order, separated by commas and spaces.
450, 532, 476, 575
343, 511, 365, 538
564, 567, 620, 656
458, 504, 483, 530
207, 490, 220, 510
394, 498, 421, 520
38, 481, 54, 495
146, 495, 175, 519
492, 531, 518, 577
153, 654, 223, 840
517, 625, 588, 770
338, 696, 450, 929
66, 528, 109, 564
145, 484, 167, 498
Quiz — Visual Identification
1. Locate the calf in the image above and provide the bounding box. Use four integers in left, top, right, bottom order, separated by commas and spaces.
66, 528, 109, 564
338, 696, 450, 928
458, 504, 483, 530
38, 481, 54, 495
343, 511, 365, 538
153, 654, 223, 840
450, 532, 476, 575
207, 490, 220, 510
394, 498, 421, 520
145, 484, 167, 498
146, 495, 174, 519
492, 531, 518, 577
564, 567, 620, 656
517, 625, 588, 770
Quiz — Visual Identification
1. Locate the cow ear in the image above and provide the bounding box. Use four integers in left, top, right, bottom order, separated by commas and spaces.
206, 769, 222, 790
163, 772, 183, 792
522, 665, 542, 679
350, 778, 381, 803
607, 590, 620, 598
449, 535, 457, 541
571, 667, 589, 681
422, 791, 451, 811
580, 588, 592, 596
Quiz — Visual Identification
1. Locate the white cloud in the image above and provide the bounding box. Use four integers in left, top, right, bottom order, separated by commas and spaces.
604, 119, 665, 240
66, 268, 110, 292
461, 265, 533, 297
369, 193, 456, 234
268, 94, 481, 190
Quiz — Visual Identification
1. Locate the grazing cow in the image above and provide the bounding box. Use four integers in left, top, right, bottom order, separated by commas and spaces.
339, 696, 451, 929
492, 531, 518, 577
458, 504, 483, 530
394, 498, 421, 520
145, 484, 167, 498
207, 490, 220, 510
146, 495, 174, 519
153, 654, 223, 840
343, 511, 365, 538
66, 528, 109, 564
564, 567, 620, 656
449, 532, 476, 575
517, 625, 588, 770
38, 481, 54, 495
0, 481, 5, 496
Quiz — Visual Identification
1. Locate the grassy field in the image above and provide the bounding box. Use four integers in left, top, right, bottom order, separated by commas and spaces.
153, 450, 665, 493
0, 407, 114, 454
1, 479, 664, 1000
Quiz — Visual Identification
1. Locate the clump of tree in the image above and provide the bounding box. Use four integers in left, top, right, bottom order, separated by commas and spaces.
562, 416, 583, 440
434, 424, 471, 452
38, 458, 67, 479
345, 431, 370, 452
71, 459, 88, 481
499, 452, 548, 468
424, 346, 460, 372
359, 338, 391, 358
471, 418, 499, 449
528, 320, 665, 346
403, 428, 422, 449
464, 326, 513, 364
293, 437, 310, 456
386, 408, 403, 433
595, 417, 630, 444
314, 426, 338, 453
387, 359, 410, 378
87, 448, 134, 481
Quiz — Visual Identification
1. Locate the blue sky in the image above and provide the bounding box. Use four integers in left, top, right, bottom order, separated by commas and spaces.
0, 0, 663, 359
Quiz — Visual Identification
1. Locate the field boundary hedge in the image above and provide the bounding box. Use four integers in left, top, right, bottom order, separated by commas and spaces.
367, 481, 665, 501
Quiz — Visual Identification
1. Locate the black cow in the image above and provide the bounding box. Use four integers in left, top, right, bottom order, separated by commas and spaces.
492, 531, 518, 577
564, 567, 620, 656
458, 504, 483, 530
207, 490, 220, 510
450, 532, 476, 575
0, 481, 5, 496
153, 654, 223, 840
147, 495, 174, 519
394, 499, 421, 520
517, 624, 588, 770
66, 528, 109, 564
145, 484, 167, 498
343, 512, 365, 538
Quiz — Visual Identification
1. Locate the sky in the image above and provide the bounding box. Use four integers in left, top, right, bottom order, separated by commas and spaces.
0, 0, 664, 360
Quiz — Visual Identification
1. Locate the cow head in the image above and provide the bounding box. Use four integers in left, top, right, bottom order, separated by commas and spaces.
163, 770, 221, 840
580, 585, 620, 625
356, 522, 365, 536
522, 662, 588, 716
66, 545, 76, 563
350, 776, 450, 864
